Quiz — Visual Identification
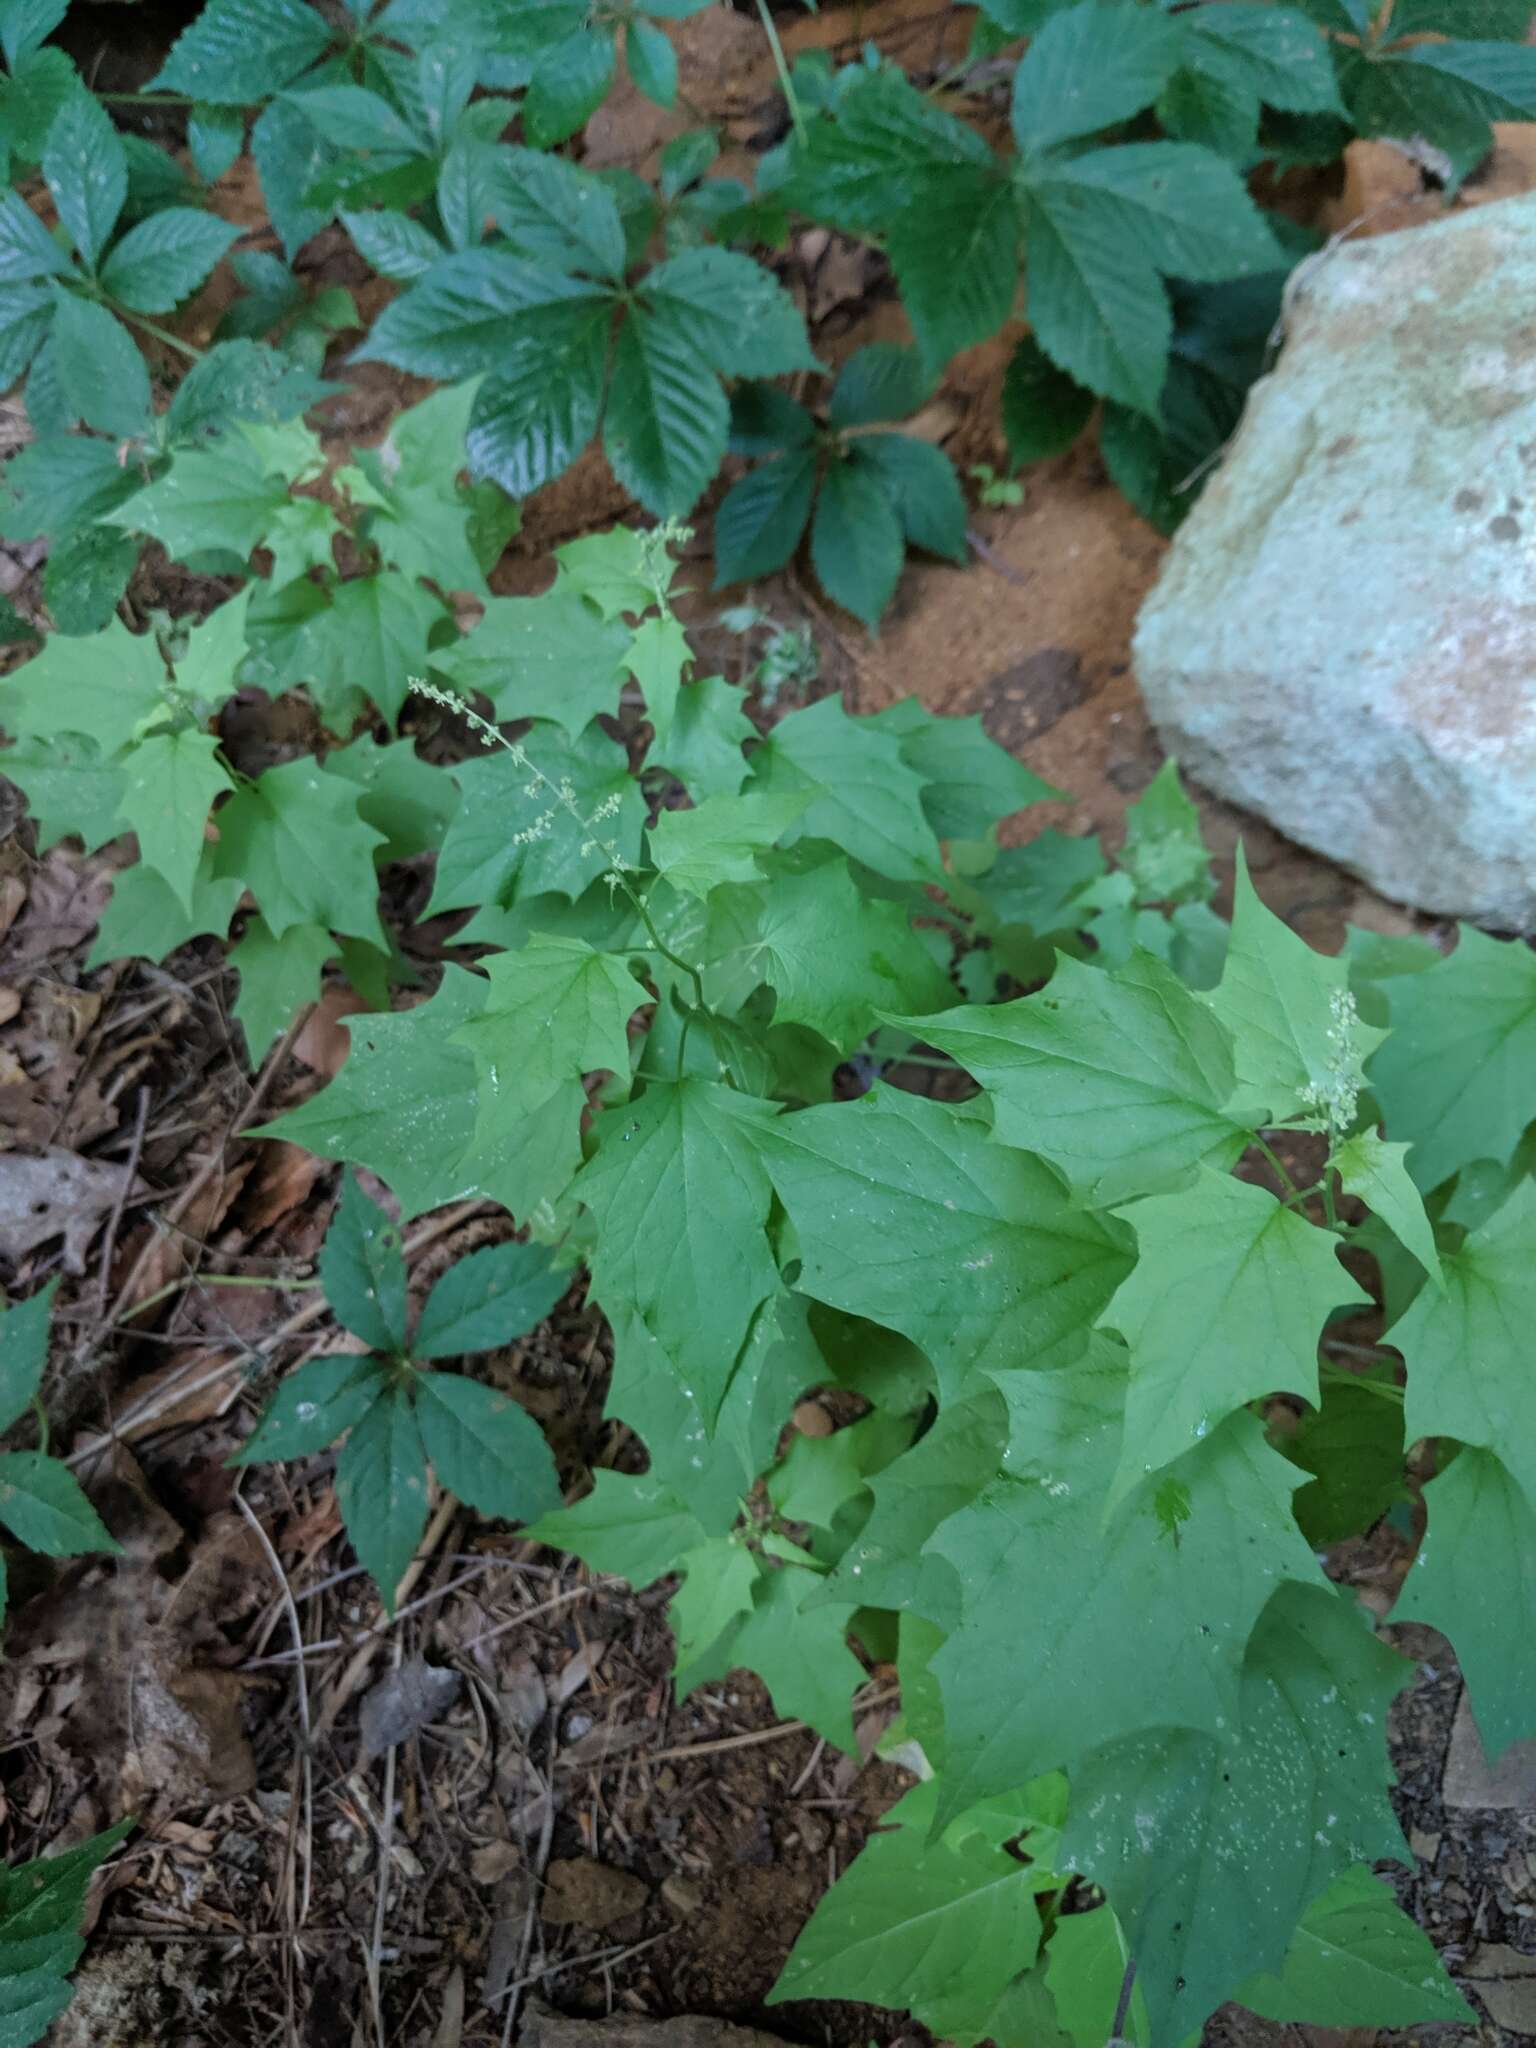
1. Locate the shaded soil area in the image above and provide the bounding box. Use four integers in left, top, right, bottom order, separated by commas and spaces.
6, 3, 1536, 2045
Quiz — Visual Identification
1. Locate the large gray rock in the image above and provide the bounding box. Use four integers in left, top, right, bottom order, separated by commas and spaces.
1135, 191, 1536, 930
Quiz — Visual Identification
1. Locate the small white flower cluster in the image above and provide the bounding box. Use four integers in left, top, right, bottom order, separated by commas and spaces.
1299, 985, 1363, 1134
407, 676, 632, 878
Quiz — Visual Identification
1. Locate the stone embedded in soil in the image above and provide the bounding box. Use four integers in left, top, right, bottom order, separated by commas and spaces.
521, 2005, 792, 2048
541, 1857, 650, 1931
1134, 190, 1536, 931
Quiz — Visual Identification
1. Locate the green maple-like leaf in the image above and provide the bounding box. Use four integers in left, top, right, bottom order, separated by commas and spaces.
452, 935, 643, 1119
428, 721, 645, 916
1394, 1446, 1536, 1762
2, 614, 168, 754
5, 733, 126, 853
606, 1294, 819, 1534
1102, 1167, 1369, 1488
1237, 1864, 1473, 2028
228, 919, 336, 1064
432, 582, 630, 736
826, 1381, 1008, 1622
578, 1080, 782, 1425
1057, 1583, 1410, 2041
172, 587, 253, 715
769, 1778, 1042, 2038
647, 791, 808, 900
875, 699, 1058, 844
682, 1558, 864, 1749
89, 862, 243, 970
1334, 1129, 1442, 1285
925, 1346, 1326, 1810
1205, 852, 1384, 1128
1391, 1179, 1536, 1508
253, 969, 581, 1225
528, 1468, 709, 1587
116, 728, 231, 914
1367, 926, 1536, 1193
212, 757, 386, 945
668, 1537, 760, 1667
906, 950, 1249, 1207
107, 431, 292, 561
652, 675, 754, 800
752, 1088, 1132, 1399
750, 693, 944, 884
623, 611, 690, 742
755, 855, 953, 1052
1285, 1362, 1405, 1549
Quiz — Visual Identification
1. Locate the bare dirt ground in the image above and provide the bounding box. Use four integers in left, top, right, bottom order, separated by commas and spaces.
7, 3, 1536, 2044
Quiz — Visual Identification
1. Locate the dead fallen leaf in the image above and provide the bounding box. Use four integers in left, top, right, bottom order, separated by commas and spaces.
0, 850, 112, 971
293, 986, 367, 1078
114, 1154, 253, 1319
359, 1655, 462, 1761
469, 1839, 522, 1886
496, 1650, 547, 1740
0, 1449, 259, 1822
553, 1639, 607, 1706
430, 1967, 465, 2048
0, 1147, 142, 1274
238, 1140, 328, 1234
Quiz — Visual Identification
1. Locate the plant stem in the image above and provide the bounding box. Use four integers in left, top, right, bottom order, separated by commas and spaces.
115, 305, 205, 361
755, 0, 807, 146
101, 90, 203, 104
1319, 1361, 1403, 1403
1252, 1133, 1300, 1201
122, 1270, 322, 1324
31, 1397, 49, 1458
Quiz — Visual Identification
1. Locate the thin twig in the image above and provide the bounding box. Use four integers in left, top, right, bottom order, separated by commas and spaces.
500, 1721, 558, 2047
457, 1582, 606, 1657
642, 1688, 898, 1768
365, 1637, 404, 2048
95, 1085, 151, 1320
312, 1490, 460, 1740
96, 1009, 310, 1336
966, 527, 1031, 587
235, 1490, 314, 1932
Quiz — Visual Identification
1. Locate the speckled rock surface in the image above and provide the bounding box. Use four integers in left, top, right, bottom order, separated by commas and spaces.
1134, 191, 1536, 931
